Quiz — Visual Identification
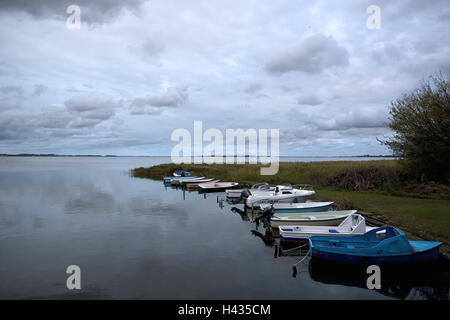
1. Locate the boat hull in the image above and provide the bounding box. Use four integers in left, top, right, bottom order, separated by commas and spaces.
280, 227, 377, 242
311, 244, 441, 265
198, 182, 240, 193
309, 227, 443, 265
246, 195, 311, 207
274, 204, 332, 214
270, 216, 346, 228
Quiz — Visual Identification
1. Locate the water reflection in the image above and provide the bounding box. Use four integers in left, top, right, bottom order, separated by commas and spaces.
228, 202, 450, 300
308, 259, 449, 300
250, 229, 275, 247
1, 157, 448, 300
65, 191, 115, 215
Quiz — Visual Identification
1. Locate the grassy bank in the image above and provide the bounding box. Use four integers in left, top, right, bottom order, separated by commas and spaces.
314, 188, 450, 245
131, 161, 450, 246
132, 160, 398, 186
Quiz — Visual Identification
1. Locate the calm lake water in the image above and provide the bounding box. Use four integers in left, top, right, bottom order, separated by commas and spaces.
0, 156, 448, 300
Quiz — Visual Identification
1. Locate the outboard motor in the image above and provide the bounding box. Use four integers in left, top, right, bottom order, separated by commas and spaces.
254, 205, 275, 223
231, 188, 252, 204
241, 188, 251, 199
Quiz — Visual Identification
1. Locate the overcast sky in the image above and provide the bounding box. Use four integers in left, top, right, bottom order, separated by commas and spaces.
0, 0, 449, 156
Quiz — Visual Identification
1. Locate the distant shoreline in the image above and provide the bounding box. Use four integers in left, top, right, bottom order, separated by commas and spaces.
0, 154, 396, 158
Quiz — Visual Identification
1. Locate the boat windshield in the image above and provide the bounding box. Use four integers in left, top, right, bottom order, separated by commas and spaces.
253, 183, 270, 190
279, 183, 293, 190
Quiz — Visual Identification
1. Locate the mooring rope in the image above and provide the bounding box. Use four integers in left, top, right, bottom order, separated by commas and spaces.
293, 247, 311, 267
281, 242, 309, 254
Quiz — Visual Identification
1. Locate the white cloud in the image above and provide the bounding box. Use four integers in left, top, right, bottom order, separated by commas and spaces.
264, 34, 349, 75
0, 0, 448, 155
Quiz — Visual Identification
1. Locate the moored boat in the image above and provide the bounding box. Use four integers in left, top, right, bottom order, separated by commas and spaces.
198, 182, 240, 192
164, 176, 203, 183
270, 210, 355, 228
171, 177, 212, 185
260, 201, 333, 213
246, 189, 315, 207
226, 182, 274, 198
279, 213, 376, 241
185, 179, 220, 190
308, 226, 442, 265
173, 170, 192, 177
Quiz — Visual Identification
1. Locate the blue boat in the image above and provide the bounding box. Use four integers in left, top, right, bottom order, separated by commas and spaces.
308, 226, 442, 265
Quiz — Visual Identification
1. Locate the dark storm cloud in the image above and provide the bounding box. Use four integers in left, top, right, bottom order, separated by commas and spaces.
0, 95, 122, 141
0, 101, 19, 112
0, 0, 145, 23
140, 39, 165, 57
244, 83, 262, 94
290, 106, 388, 132
0, 113, 36, 140
33, 84, 48, 96
0, 85, 24, 113
38, 105, 73, 129
264, 34, 349, 75
64, 96, 121, 128
129, 87, 188, 115
298, 95, 322, 106
0, 0, 448, 155
0, 85, 23, 96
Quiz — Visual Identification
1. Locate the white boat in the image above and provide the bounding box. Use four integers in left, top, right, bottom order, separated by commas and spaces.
171, 177, 214, 185
226, 183, 307, 198
181, 177, 216, 184
270, 210, 355, 228
163, 170, 194, 182
246, 189, 315, 207
173, 170, 191, 177
278, 213, 376, 241
226, 183, 274, 198
168, 176, 205, 184
186, 179, 220, 190
259, 201, 334, 213
198, 182, 240, 192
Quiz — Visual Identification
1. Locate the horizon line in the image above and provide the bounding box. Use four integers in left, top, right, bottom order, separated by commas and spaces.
0, 153, 396, 158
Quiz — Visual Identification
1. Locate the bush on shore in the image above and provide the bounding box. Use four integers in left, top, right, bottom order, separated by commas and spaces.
325, 165, 402, 191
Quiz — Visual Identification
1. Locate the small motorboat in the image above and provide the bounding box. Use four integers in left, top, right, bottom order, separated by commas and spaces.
260, 201, 333, 213
279, 213, 377, 241
173, 170, 192, 177
163, 170, 195, 182
308, 226, 442, 265
226, 183, 309, 198
180, 177, 216, 185
226, 182, 274, 198
164, 176, 203, 183
270, 210, 355, 228
198, 182, 240, 192
185, 179, 220, 190
246, 189, 315, 207
170, 177, 211, 185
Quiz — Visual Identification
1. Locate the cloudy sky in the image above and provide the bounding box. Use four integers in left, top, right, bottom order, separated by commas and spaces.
0, 0, 449, 156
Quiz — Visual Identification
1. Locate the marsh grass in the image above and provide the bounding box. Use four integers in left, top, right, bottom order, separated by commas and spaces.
132, 160, 398, 186
132, 160, 450, 246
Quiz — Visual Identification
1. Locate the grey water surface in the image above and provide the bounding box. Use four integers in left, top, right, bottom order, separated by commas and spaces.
0, 156, 448, 299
